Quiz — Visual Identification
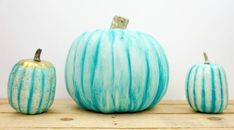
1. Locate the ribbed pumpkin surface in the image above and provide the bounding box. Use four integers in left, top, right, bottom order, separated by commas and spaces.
65, 29, 169, 113
8, 60, 56, 114
186, 64, 228, 113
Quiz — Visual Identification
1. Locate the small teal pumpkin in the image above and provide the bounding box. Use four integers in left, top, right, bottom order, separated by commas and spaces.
8, 49, 56, 114
185, 53, 228, 113
65, 16, 169, 113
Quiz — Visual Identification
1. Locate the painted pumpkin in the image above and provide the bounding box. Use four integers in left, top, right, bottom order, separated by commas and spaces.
186, 53, 228, 113
8, 49, 56, 114
65, 16, 169, 113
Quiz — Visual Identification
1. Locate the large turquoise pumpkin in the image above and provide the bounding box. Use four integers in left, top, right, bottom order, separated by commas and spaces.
185, 53, 228, 113
65, 16, 169, 113
65, 29, 169, 113
8, 49, 56, 114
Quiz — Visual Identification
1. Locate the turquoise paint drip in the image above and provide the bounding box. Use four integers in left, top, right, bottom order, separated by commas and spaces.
8, 65, 19, 109
148, 39, 164, 107
139, 53, 150, 110
37, 70, 45, 113
221, 67, 228, 110
44, 67, 54, 111
218, 69, 224, 112
201, 66, 206, 112
126, 48, 133, 112
135, 33, 158, 109
110, 31, 116, 111
186, 65, 196, 108
210, 66, 217, 113
192, 66, 199, 111
89, 33, 103, 112
70, 33, 87, 108
80, 32, 98, 109
17, 68, 26, 112
147, 34, 169, 103
27, 68, 36, 114
46, 67, 56, 110
125, 32, 140, 112
65, 33, 86, 97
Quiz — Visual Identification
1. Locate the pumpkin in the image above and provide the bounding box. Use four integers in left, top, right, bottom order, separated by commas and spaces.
8, 49, 56, 114
65, 16, 169, 113
185, 53, 228, 113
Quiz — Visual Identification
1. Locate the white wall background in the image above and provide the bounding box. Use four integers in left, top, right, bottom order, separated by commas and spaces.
0, 0, 233, 99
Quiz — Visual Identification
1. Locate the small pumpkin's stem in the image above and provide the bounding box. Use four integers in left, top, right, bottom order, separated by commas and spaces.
34, 48, 42, 62
203, 52, 210, 64
110, 15, 129, 29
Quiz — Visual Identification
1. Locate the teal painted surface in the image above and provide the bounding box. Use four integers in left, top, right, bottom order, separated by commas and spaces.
185, 64, 228, 113
8, 63, 56, 115
65, 29, 169, 113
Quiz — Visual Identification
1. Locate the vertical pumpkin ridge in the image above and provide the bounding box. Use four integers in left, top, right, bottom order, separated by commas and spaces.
135, 33, 159, 109
201, 66, 206, 112
139, 53, 150, 110
65, 33, 86, 98
186, 65, 196, 108
47, 67, 56, 109
80, 36, 91, 106
44, 67, 54, 111
154, 47, 169, 102
126, 48, 133, 111
126, 31, 139, 111
119, 30, 129, 111
146, 37, 163, 107
8, 64, 19, 109
131, 33, 148, 110
72, 33, 88, 108
210, 66, 216, 113
80, 31, 101, 110
146, 34, 169, 103
192, 66, 199, 111
130, 32, 144, 111
89, 32, 103, 112
133, 32, 149, 111
110, 31, 116, 111
218, 68, 224, 112
27, 68, 36, 114
17, 68, 26, 113
221, 67, 228, 109
155, 41, 169, 103
37, 69, 45, 113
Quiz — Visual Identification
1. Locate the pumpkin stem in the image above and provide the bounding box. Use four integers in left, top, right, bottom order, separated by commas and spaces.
203, 52, 210, 64
34, 48, 42, 62
110, 15, 129, 29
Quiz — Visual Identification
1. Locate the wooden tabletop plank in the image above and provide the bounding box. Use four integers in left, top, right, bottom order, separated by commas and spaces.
2, 128, 234, 130
1, 129, 234, 130
0, 113, 233, 129
0, 99, 233, 130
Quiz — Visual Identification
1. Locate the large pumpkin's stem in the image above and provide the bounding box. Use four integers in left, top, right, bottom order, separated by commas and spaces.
203, 52, 210, 64
110, 15, 129, 29
34, 48, 42, 62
